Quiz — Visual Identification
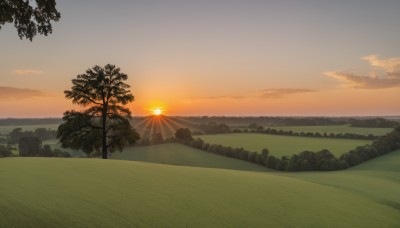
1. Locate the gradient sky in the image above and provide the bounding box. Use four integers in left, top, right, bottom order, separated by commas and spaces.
1, 0, 399, 117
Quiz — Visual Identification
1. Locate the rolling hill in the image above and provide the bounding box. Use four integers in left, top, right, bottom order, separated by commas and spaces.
1, 150, 400, 227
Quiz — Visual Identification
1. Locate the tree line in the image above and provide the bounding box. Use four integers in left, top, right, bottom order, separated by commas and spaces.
8, 127, 57, 144
178, 127, 400, 171
18, 137, 70, 158
349, 118, 399, 128
235, 124, 379, 140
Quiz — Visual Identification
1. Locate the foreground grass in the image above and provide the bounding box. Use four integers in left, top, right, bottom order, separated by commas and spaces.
1, 157, 399, 227
199, 133, 372, 157
111, 143, 269, 172
283, 150, 400, 213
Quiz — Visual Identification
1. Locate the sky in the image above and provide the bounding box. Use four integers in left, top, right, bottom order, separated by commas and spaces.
1, 0, 399, 117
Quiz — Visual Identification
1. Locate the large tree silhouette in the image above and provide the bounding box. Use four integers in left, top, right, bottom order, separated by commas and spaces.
0, 0, 60, 41
58, 64, 140, 159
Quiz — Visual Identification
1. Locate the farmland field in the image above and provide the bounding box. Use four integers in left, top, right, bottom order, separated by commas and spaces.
199, 133, 372, 157
111, 143, 269, 172
272, 125, 393, 136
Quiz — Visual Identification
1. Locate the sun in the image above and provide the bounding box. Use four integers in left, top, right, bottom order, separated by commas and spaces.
153, 108, 162, 116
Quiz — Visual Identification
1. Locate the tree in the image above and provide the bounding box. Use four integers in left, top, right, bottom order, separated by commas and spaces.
0, 145, 12, 157
19, 136, 41, 156
41, 144, 53, 157
0, 0, 61, 41
175, 128, 193, 142
57, 64, 140, 159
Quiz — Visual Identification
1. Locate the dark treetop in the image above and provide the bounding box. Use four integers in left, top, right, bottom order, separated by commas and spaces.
0, 0, 60, 40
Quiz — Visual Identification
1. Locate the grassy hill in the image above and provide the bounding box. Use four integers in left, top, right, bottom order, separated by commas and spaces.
199, 133, 372, 157
283, 150, 400, 209
111, 143, 269, 172
1, 154, 400, 227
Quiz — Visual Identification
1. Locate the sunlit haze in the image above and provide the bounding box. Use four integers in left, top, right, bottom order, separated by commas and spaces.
153, 108, 162, 116
1, 0, 399, 117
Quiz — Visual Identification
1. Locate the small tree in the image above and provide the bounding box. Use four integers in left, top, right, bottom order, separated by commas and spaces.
0, 0, 61, 41
58, 64, 140, 159
175, 128, 193, 142
19, 136, 41, 157
0, 145, 12, 157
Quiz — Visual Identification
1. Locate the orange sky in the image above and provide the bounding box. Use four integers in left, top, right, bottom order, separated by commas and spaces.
1, 1, 400, 117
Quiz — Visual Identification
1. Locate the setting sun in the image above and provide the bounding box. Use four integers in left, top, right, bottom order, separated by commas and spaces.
153, 108, 162, 116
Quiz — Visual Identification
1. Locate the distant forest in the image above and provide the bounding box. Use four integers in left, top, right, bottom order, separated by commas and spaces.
0, 116, 399, 128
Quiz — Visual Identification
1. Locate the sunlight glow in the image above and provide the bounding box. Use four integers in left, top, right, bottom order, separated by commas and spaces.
153, 108, 162, 116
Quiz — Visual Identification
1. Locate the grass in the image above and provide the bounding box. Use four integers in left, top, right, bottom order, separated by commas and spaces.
0, 124, 59, 135
1, 154, 400, 227
282, 150, 400, 213
272, 125, 393, 136
199, 133, 372, 157
234, 125, 393, 136
110, 143, 269, 172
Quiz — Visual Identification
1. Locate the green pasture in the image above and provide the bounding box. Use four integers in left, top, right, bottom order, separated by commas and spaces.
111, 143, 269, 172
1, 153, 400, 227
199, 133, 372, 157
234, 125, 393, 136
0, 124, 59, 135
282, 150, 400, 213
272, 125, 393, 136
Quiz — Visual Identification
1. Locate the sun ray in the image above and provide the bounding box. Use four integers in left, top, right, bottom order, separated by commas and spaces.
159, 116, 177, 138
169, 116, 204, 132
155, 116, 168, 138
164, 116, 187, 129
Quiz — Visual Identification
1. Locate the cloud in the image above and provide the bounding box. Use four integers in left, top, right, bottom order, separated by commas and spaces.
362, 55, 400, 73
11, 69, 43, 75
190, 88, 316, 102
197, 95, 246, 100
0, 86, 46, 100
326, 55, 400, 89
255, 88, 316, 99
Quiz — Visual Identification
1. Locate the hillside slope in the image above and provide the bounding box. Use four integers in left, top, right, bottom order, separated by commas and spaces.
110, 143, 270, 172
1, 157, 399, 227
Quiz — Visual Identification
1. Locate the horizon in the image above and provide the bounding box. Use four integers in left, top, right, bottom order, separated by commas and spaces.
1, 1, 400, 117
1, 115, 400, 119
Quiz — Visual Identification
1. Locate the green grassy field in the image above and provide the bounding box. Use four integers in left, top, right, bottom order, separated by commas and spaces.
0, 124, 59, 135
234, 124, 393, 136
111, 143, 269, 172
272, 125, 393, 136
280, 149, 400, 214
1, 150, 400, 227
199, 133, 372, 157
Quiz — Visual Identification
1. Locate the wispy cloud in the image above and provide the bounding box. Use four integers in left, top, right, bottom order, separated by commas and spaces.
189, 88, 316, 102
11, 69, 43, 76
255, 88, 316, 99
0, 86, 46, 100
326, 55, 400, 89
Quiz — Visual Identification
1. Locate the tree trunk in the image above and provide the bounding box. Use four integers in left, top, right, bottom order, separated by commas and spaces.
102, 108, 107, 159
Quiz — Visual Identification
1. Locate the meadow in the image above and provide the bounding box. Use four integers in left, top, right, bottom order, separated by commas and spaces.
271, 125, 393, 136
110, 143, 269, 172
233, 125, 393, 136
1, 150, 399, 227
199, 133, 372, 157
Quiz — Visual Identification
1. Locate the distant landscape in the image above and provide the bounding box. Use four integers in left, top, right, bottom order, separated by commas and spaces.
1, 116, 400, 227
2, 0, 400, 227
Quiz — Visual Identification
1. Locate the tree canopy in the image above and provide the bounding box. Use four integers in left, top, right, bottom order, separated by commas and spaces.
58, 64, 140, 159
0, 0, 61, 40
